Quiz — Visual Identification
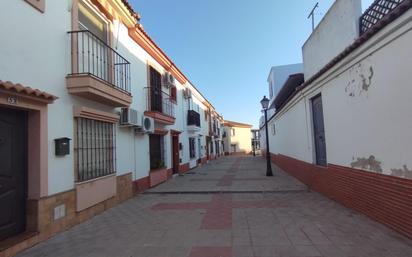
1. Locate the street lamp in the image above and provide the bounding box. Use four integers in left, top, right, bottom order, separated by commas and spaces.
260, 96, 273, 177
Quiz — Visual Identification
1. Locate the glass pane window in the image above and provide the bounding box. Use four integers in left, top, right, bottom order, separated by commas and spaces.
78, 2, 107, 43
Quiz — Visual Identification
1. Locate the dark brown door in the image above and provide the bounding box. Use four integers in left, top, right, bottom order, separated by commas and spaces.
149, 134, 163, 169
0, 107, 27, 240
205, 137, 210, 160
172, 134, 179, 174
311, 95, 327, 166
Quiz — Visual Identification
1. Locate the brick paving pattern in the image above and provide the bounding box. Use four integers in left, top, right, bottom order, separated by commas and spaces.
15, 156, 412, 257
152, 194, 286, 230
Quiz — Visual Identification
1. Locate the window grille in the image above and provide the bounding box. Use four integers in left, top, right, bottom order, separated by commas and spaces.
189, 138, 196, 159
75, 118, 116, 182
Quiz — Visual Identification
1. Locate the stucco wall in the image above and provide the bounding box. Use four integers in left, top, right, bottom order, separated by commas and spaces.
1, 0, 76, 194
225, 126, 252, 154
267, 100, 312, 163
303, 0, 362, 79
265, 7, 412, 179
0, 0, 216, 197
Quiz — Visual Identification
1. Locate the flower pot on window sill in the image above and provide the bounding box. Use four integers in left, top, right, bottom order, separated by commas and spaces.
149, 168, 168, 187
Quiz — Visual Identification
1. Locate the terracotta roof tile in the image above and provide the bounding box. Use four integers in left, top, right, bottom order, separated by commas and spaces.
0, 80, 58, 102
223, 120, 253, 128
121, 0, 138, 18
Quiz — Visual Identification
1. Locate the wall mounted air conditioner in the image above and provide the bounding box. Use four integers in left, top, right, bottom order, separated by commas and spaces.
120, 108, 142, 127
162, 72, 175, 88
136, 116, 154, 134
183, 88, 192, 99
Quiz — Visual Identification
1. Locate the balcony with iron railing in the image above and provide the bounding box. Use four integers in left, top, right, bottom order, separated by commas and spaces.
66, 30, 132, 107
187, 110, 201, 132
144, 87, 176, 125
360, 0, 404, 35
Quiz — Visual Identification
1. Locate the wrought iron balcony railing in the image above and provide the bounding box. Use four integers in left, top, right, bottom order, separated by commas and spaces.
360, 0, 404, 35
187, 110, 201, 127
68, 30, 131, 94
145, 87, 175, 118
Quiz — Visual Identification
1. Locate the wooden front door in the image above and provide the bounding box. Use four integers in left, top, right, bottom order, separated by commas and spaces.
0, 107, 27, 240
172, 134, 179, 174
311, 95, 327, 166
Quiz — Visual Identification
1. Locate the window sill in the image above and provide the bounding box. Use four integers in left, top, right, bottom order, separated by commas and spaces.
75, 173, 116, 185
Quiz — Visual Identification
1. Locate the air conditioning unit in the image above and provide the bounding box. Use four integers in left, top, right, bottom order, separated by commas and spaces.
120, 108, 142, 127
136, 116, 154, 134
183, 88, 192, 99
162, 72, 175, 88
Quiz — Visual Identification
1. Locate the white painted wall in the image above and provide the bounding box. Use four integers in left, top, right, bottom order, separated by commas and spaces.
267, 100, 312, 162
0, 0, 222, 196
1, 0, 76, 194
302, 0, 362, 79
265, 7, 412, 179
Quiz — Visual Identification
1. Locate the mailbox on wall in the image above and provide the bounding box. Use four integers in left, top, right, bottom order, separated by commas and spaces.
54, 137, 71, 156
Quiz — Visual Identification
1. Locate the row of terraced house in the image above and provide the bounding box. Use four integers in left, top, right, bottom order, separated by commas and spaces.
0, 0, 252, 255
260, 0, 412, 240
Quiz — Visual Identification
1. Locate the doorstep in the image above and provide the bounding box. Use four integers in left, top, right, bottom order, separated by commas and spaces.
149, 168, 168, 187
0, 231, 38, 252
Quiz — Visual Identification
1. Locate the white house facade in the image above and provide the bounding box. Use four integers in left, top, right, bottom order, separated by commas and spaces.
0, 0, 225, 255
260, 0, 412, 239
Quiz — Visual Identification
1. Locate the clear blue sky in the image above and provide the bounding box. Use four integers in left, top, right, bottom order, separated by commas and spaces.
129, 0, 374, 128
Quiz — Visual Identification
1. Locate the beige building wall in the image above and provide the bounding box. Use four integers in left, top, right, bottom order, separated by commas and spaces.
223, 121, 252, 154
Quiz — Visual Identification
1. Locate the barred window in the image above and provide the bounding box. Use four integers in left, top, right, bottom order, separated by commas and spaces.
75, 118, 116, 182
189, 138, 196, 159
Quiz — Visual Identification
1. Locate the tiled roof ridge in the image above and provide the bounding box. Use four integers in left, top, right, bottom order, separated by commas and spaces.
224, 120, 253, 128
121, 0, 139, 18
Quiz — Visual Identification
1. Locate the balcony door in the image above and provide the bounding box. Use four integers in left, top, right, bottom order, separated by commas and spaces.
150, 67, 163, 113
77, 2, 110, 82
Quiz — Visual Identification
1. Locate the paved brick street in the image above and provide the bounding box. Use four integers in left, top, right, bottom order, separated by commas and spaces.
16, 156, 412, 257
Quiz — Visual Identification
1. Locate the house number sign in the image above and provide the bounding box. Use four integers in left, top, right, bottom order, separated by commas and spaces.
7, 96, 18, 105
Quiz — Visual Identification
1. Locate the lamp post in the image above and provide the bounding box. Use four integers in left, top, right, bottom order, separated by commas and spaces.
260, 96, 273, 177
252, 138, 256, 156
